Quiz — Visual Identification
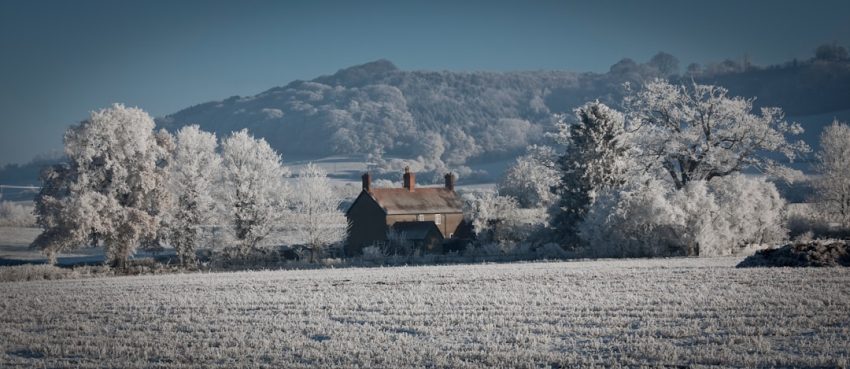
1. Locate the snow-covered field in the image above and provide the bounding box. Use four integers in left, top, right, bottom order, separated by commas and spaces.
1, 257, 848, 368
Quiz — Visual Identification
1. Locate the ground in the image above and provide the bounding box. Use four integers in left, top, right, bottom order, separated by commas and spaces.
1, 257, 848, 368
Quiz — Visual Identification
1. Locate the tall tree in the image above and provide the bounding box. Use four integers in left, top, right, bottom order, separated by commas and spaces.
221, 129, 290, 256
550, 101, 630, 247
814, 120, 850, 227
624, 80, 809, 190
32, 104, 171, 266
168, 125, 221, 267
291, 163, 349, 262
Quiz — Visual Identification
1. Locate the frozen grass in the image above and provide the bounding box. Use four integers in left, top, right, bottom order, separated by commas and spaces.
1, 257, 849, 368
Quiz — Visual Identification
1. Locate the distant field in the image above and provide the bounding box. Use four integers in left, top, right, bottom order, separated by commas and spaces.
0, 227, 42, 261
1, 258, 848, 368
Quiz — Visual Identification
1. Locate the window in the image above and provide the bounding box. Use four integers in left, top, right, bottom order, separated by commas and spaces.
434, 214, 441, 225
417, 214, 424, 221
448, 233, 454, 238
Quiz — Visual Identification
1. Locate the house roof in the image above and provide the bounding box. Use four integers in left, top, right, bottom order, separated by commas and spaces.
368, 187, 464, 215
391, 221, 444, 241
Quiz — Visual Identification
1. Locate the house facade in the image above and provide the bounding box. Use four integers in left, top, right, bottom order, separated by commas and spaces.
345, 167, 465, 256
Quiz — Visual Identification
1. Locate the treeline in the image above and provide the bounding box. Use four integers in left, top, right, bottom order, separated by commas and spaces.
485, 80, 850, 258
32, 105, 348, 267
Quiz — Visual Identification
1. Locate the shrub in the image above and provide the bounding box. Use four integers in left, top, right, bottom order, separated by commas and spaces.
580, 175, 788, 258
0, 201, 36, 227
0, 264, 79, 283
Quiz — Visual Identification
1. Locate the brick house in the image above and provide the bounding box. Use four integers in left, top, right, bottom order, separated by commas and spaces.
345, 167, 466, 256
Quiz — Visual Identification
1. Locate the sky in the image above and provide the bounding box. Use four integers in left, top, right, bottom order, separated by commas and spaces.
1, 0, 849, 165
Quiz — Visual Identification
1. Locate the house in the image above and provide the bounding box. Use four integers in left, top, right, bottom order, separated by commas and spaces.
345, 167, 465, 256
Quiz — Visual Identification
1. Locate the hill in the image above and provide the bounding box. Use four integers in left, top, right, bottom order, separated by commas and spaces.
157, 55, 850, 181
4, 50, 850, 190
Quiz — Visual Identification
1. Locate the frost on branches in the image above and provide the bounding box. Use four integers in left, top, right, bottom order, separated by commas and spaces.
462, 190, 544, 249
168, 125, 221, 266
550, 101, 630, 247
291, 163, 349, 262
32, 104, 172, 266
498, 145, 560, 209
814, 120, 850, 227
221, 129, 290, 256
624, 80, 810, 189
580, 174, 787, 257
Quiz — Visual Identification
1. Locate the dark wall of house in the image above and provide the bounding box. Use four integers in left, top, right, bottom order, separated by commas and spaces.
345, 191, 389, 256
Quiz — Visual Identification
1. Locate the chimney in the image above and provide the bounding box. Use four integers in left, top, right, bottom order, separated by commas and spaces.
402, 166, 415, 192
444, 172, 455, 191
362, 172, 371, 193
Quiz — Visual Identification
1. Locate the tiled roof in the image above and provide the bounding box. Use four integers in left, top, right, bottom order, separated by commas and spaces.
369, 187, 463, 215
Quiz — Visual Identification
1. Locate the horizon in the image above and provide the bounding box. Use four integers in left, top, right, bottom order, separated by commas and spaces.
2, 0, 850, 165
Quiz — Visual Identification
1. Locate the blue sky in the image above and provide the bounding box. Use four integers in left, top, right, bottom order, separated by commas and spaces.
1, 0, 849, 165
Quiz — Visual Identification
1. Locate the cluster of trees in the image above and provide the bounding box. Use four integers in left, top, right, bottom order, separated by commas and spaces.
492, 79, 829, 257
33, 104, 348, 267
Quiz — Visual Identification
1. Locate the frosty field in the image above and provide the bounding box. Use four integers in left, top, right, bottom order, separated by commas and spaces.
1, 257, 849, 368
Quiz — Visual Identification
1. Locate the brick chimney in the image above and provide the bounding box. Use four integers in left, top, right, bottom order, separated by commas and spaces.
362, 172, 371, 192
402, 166, 415, 192
444, 172, 455, 191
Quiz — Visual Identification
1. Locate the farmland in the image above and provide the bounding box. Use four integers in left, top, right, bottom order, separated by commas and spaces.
1, 257, 848, 368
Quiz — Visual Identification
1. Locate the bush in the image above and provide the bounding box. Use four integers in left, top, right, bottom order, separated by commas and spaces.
580, 179, 686, 258
0, 201, 36, 227
362, 245, 387, 261
0, 264, 79, 283
738, 239, 850, 267
534, 243, 571, 259
580, 175, 788, 258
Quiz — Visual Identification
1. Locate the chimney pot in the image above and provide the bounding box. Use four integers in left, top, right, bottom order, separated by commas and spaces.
362, 172, 371, 192
444, 172, 455, 191
403, 167, 415, 192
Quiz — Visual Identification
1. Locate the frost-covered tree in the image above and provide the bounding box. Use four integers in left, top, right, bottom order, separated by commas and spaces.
669, 175, 787, 256
32, 104, 171, 266
708, 175, 787, 252
625, 80, 809, 189
140, 129, 176, 254
221, 129, 290, 256
813, 120, 850, 227
579, 179, 684, 258
463, 191, 543, 247
32, 164, 78, 264
498, 145, 559, 208
291, 163, 349, 262
550, 101, 630, 247
168, 125, 221, 266
669, 180, 725, 256
647, 52, 680, 77
814, 42, 849, 62
581, 174, 787, 257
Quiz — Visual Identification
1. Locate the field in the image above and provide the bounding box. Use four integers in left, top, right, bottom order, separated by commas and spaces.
1, 257, 849, 368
